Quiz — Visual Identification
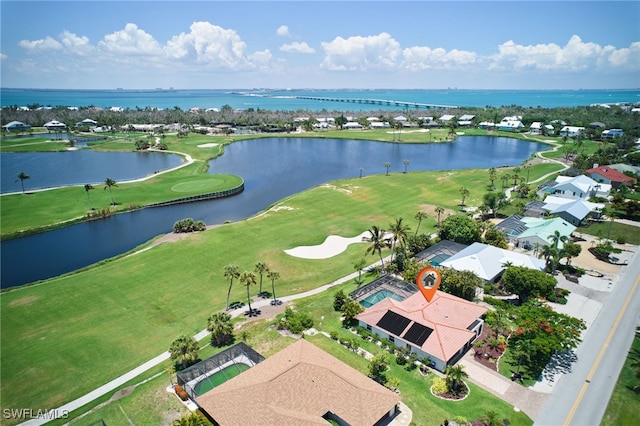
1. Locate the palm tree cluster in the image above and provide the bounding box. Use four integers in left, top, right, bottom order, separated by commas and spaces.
223, 262, 281, 316
362, 214, 436, 277
537, 230, 581, 274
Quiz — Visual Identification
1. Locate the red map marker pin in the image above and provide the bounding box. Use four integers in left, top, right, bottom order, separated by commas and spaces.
416, 267, 441, 302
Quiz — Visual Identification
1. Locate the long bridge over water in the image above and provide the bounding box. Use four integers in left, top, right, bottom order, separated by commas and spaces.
292, 95, 458, 110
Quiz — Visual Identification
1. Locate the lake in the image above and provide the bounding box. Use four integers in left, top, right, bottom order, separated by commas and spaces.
0, 136, 547, 288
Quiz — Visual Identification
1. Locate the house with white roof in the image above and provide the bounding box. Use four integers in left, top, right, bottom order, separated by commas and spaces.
44, 120, 67, 130
2, 121, 31, 132
370, 121, 391, 128
542, 196, 605, 225
439, 114, 456, 122
394, 115, 407, 122
343, 122, 363, 129
439, 242, 545, 283
498, 116, 524, 132
537, 175, 610, 200
559, 126, 585, 138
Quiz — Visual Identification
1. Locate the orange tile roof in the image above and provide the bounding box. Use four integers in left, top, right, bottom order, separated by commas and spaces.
196, 339, 400, 426
356, 291, 487, 363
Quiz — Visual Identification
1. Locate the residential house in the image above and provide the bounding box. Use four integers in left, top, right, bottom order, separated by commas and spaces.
2, 121, 31, 132
370, 121, 391, 129
559, 126, 585, 138
44, 120, 67, 131
439, 114, 456, 123
590, 122, 606, 129
495, 215, 576, 249
498, 116, 524, 132
541, 196, 605, 226
458, 114, 475, 127
529, 122, 543, 134
196, 339, 400, 426
356, 289, 487, 372
601, 129, 625, 139
343, 122, 363, 129
586, 165, 637, 189
609, 163, 640, 177
537, 175, 610, 200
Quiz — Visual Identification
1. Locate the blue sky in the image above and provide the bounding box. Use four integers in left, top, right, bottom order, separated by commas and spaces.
1, 1, 639, 89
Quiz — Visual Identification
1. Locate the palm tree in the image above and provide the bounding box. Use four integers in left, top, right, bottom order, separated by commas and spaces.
414, 211, 428, 236
539, 244, 559, 273
363, 225, 390, 268
488, 167, 497, 189
444, 364, 468, 395
15, 171, 30, 193
240, 271, 258, 316
359, 167, 364, 178
104, 177, 117, 206
548, 230, 568, 250
459, 186, 470, 207
254, 262, 269, 295
223, 265, 240, 310
384, 162, 391, 176
173, 413, 207, 426
207, 312, 234, 347
84, 184, 94, 210
435, 206, 445, 228
512, 166, 521, 186
388, 217, 410, 262
267, 270, 280, 303
169, 335, 199, 370
353, 258, 367, 286
403, 159, 409, 173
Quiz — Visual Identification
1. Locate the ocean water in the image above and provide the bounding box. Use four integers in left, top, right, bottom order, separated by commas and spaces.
1, 88, 639, 112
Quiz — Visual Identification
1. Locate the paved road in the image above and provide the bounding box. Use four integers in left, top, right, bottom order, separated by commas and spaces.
534, 249, 640, 426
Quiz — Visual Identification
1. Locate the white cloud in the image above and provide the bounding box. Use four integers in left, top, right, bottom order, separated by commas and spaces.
18, 36, 63, 51
321, 33, 400, 71
401, 46, 477, 70
489, 35, 640, 72
165, 21, 252, 68
276, 25, 290, 37
98, 23, 162, 55
1, 52, 7, 60
280, 42, 315, 54
60, 31, 93, 55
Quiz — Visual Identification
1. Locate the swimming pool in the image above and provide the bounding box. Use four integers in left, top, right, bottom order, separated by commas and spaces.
360, 289, 404, 308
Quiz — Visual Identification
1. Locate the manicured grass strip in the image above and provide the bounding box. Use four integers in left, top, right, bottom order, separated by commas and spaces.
601, 334, 640, 426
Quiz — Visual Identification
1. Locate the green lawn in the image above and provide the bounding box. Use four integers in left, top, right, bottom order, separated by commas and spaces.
578, 221, 640, 245
601, 334, 640, 426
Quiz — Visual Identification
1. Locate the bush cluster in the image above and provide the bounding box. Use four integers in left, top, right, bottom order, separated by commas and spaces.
173, 218, 206, 233
279, 307, 314, 334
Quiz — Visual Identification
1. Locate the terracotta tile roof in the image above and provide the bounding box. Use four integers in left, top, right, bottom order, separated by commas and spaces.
356, 291, 487, 363
586, 165, 637, 184
196, 339, 400, 426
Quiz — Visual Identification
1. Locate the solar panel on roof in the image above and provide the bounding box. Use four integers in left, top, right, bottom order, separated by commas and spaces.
402, 322, 433, 346
376, 311, 411, 336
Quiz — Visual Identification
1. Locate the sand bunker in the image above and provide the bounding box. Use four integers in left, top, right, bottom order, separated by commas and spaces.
285, 231, 371, 259
197, 143, 219, 148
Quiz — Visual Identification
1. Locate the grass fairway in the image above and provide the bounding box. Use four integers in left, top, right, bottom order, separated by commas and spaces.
0, 168, 506, 413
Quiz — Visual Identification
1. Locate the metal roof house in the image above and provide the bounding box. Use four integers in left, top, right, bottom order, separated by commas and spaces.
538, 175, 610, 200
439, 242, 545, 283
2, 121, 31, 132
495, 215, 576, 249
44, 120, 67, 130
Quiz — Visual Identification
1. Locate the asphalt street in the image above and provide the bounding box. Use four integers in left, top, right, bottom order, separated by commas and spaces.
534, 249, 640, 426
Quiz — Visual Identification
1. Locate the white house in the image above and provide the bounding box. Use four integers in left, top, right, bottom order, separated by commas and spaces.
543, 175, 610, 200
43, 120, 67, 130
2, 121, 31, 132
559, 126, 585, 138
343, 122, 363, 129
439, 242, 545, 283
498, 116, 524, 132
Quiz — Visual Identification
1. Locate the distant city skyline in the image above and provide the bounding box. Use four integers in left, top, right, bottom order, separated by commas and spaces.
1, 1, 639, 90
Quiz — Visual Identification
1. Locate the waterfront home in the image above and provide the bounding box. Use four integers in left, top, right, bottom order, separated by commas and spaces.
495, 215, 577, 248
537, 175, 610, 200
559, 126, 585, 138
2, 120, 31, 132
44, 120, 67, 130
